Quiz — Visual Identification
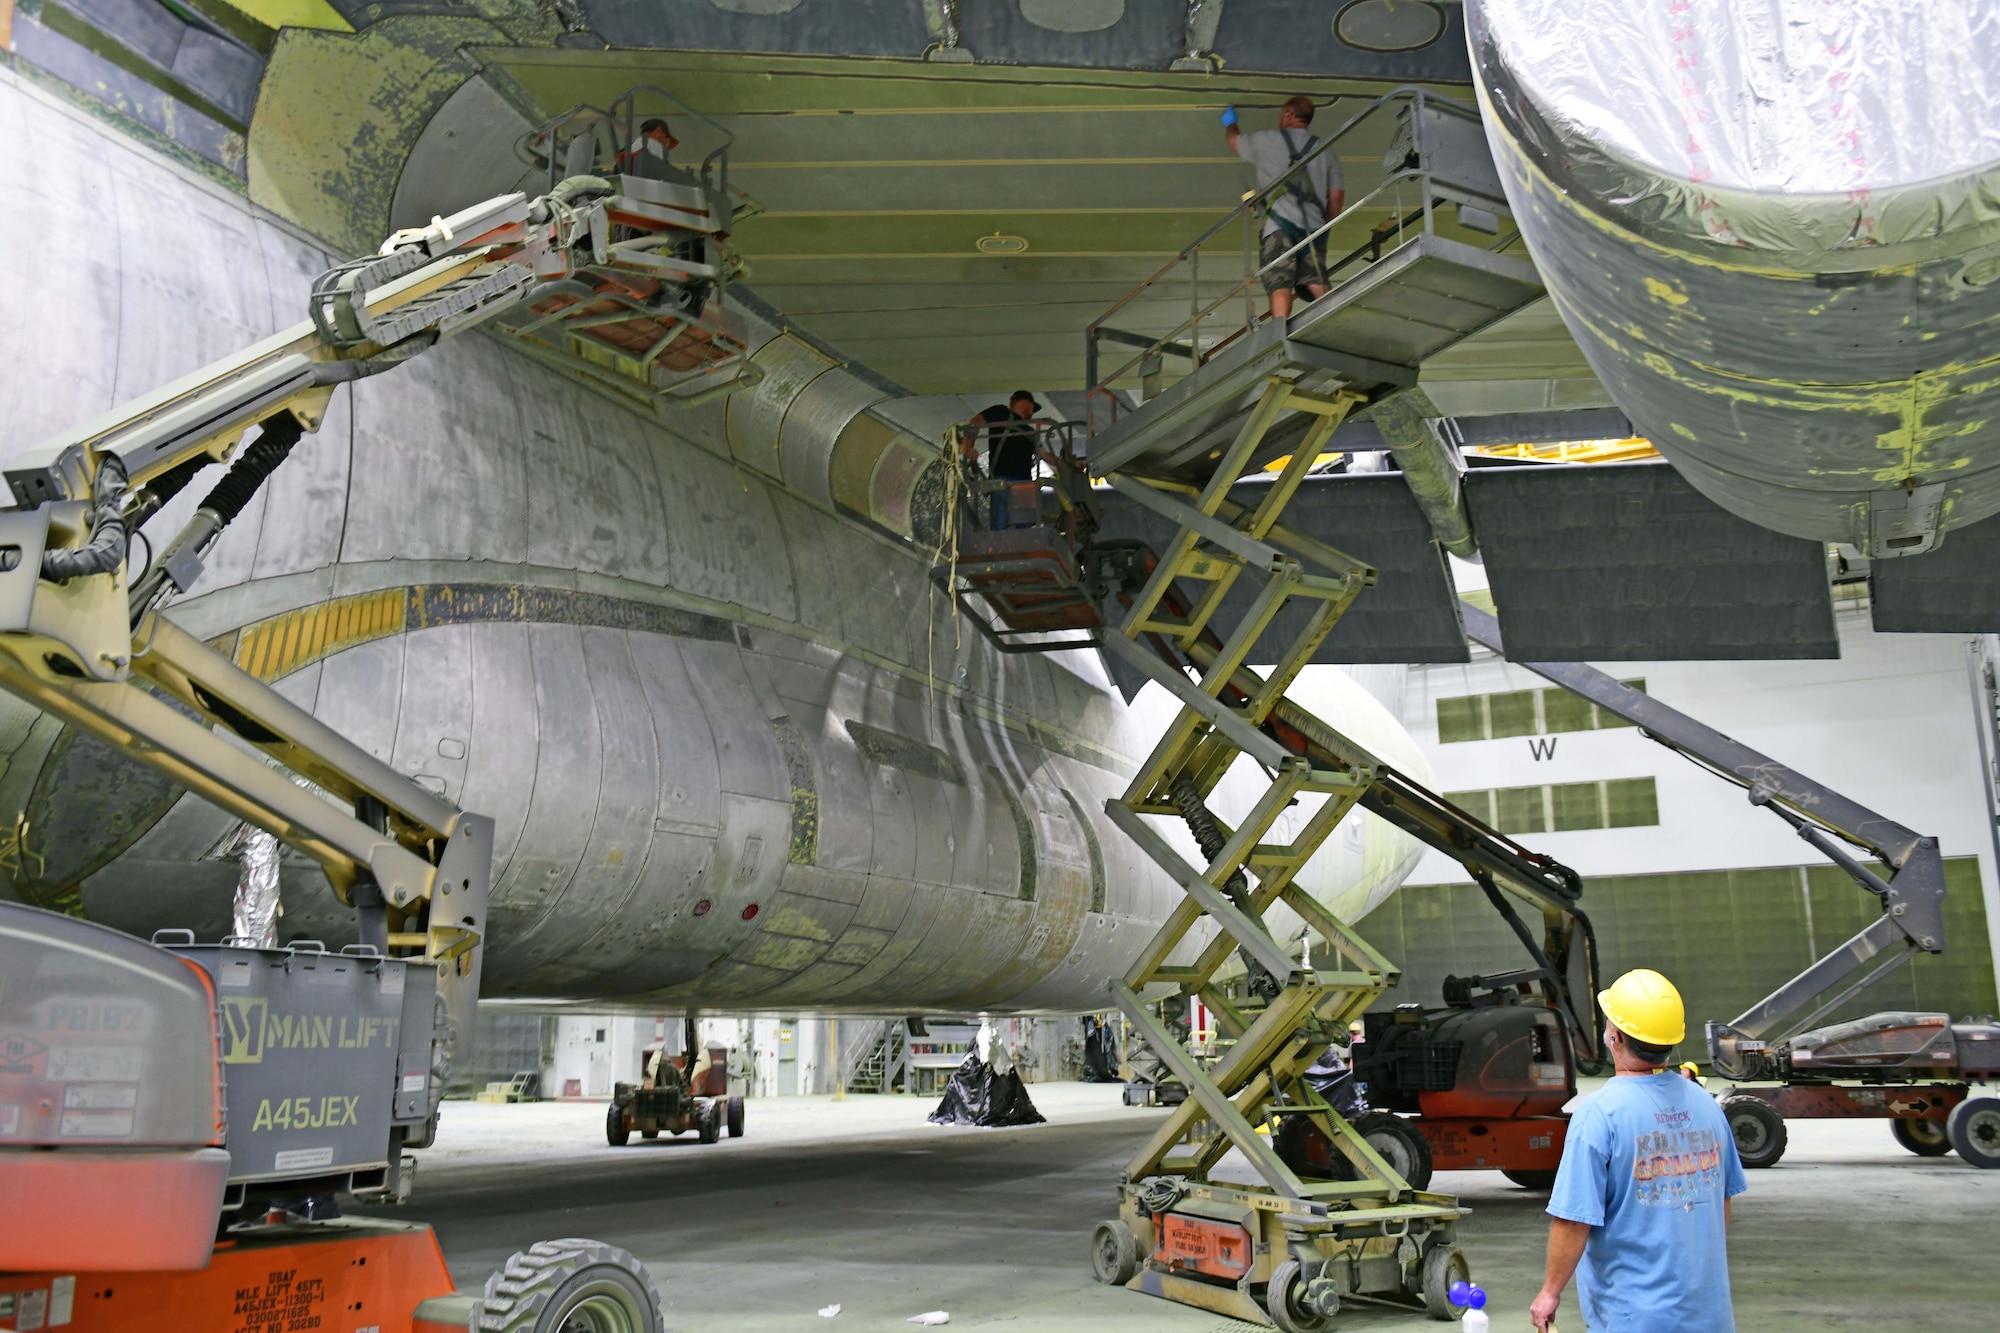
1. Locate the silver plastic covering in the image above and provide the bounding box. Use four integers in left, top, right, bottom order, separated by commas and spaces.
1470, 0, 2000, 555
1472, 1, 2000, 252
227, 823, 281, 949
976, 1016, 1015, 1077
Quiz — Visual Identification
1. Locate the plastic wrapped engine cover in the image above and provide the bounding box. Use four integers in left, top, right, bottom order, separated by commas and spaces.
1469, 0, 2000, 555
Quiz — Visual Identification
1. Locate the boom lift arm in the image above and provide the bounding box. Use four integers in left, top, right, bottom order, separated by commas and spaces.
1459, 603, 1948, 1079
0, 169, 735, 1087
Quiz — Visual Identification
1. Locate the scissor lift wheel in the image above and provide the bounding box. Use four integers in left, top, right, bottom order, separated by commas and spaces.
1090, 1219, 1142, 1286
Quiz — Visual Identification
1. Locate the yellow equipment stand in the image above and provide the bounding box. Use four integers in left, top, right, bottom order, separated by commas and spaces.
1086, 381, 1472, 1329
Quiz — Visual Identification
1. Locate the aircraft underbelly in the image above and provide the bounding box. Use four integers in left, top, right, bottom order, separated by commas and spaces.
0, 74, 1430, 1014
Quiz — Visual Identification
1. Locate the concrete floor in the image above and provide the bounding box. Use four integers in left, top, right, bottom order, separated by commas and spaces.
362, 1084, 1997, 1331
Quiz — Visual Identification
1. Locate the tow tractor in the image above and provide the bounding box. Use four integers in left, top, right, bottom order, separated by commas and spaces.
607, 1020, 745, 1146
0, 93, 750, 1330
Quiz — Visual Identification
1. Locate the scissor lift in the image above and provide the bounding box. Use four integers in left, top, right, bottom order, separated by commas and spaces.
1076, 89, 1572, 1329
1085, 383, 1475, 1329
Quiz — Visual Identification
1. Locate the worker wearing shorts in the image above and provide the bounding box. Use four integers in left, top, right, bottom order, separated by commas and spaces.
1223, 95, 1345, 320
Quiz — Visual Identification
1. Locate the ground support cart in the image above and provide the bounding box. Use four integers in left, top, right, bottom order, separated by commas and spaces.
1095, 1177, 1470, 1329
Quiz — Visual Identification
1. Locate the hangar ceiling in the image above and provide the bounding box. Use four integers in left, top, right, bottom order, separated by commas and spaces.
477, 49, 1526, 392
13, 0, 1610, 399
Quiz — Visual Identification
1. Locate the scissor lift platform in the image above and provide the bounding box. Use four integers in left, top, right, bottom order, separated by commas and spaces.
1089, 232, 1542, 484
1084, 380, 1484, 1327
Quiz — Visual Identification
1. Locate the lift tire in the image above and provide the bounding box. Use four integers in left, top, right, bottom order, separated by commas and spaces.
1353, 1111, 1433, 1192
605, 1103, 630, 1148
1721, 1095, 1787, 1169
1946, 1097, 2000, 1168
696, 1098, 722, 1145
1089, 1219, 1140, 1286
1501, 1168, 1560, 1191
1891, 1117, 1952, 1158
727, 1093, 745, 1139
1264, 1258, 1336, 1333
476, 1238, 664, 1333
1419, 1243, 1471, 1321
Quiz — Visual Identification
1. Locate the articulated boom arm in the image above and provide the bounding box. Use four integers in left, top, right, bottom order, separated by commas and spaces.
0, 172, 730, 1070
1174, 633, 1604, 1065
1460, 604, 1947, 1078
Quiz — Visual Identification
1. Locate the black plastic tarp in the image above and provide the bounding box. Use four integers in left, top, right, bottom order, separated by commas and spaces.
1081, 1015, 1120, 1084
926, 1053, 1047, 1128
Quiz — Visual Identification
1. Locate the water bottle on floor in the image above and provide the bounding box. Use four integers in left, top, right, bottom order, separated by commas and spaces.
1448, 1280, 1489, 1332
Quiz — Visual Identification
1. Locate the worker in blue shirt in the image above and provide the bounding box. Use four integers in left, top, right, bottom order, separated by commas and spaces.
1531, 969, 1747, 1332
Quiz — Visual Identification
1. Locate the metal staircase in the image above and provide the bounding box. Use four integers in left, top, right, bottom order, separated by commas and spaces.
841, 1019, 910, 1095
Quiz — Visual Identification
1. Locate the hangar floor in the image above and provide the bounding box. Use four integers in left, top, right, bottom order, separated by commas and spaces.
365, 1085, 1993, 1329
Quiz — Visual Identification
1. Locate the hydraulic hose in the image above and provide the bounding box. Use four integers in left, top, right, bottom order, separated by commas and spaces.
126, 450, 215, 529
41, 454, 128, 583
201, 415, 303, 526
1169, 772, 1282, 1000
129, 413, 305, 620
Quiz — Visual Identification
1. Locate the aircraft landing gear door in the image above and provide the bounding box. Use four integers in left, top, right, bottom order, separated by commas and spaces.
778, 1021, 799, 1095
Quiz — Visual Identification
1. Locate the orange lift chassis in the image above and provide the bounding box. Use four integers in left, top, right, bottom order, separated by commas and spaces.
0, 94, 745, 1332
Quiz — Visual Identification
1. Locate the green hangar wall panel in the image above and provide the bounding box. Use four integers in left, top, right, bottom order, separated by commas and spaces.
1361, 858, 1998, 1049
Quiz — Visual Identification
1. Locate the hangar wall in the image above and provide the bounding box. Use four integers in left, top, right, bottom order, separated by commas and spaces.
1364, 610, 2000, 1039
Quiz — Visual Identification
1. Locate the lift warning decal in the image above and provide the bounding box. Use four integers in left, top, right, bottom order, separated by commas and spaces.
231, 1268, 326, 1333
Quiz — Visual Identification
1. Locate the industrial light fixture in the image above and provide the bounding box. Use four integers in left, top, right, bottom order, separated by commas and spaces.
977, 233, 1029, 254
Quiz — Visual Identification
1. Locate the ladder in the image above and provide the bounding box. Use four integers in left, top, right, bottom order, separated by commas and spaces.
1089, 379, 1472, 1326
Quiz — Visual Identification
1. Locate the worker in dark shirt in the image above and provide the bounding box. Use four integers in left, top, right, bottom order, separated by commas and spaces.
967, 390, 1041, 528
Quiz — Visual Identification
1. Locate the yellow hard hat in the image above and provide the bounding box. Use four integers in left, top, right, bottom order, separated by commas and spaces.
1598, 968, 1686, 1047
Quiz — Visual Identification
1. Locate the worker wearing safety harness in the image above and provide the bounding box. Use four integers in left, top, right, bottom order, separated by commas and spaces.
1223, 95, 1344, 320
1531, 970, 1747, 1333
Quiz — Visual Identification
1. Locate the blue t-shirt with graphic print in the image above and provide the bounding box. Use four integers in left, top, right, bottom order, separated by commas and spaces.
1547, 1072, 1747, 1333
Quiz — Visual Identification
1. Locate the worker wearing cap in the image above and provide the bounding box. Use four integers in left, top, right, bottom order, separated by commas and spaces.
966, 391, 1041, 529
1530, 969, 1746, 1333
1222, 96, 1344, 321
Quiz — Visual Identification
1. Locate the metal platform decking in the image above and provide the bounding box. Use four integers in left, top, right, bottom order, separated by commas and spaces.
1088, 232, 1543, 484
